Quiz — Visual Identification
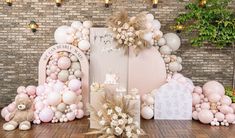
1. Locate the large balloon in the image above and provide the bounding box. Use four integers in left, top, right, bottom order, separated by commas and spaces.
203, 81, 225, 96
62, 91, 77, 104
39, 108, 54, 123
54, 26, 70, 44
68, 79, 82, 91
47, 92, 61, 106
163, 33, 181, 51
198, 110, 213, 124
58, 57, 71, 70
208, 93, 221, 103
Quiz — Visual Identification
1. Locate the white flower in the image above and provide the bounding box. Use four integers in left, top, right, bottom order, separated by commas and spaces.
107, 109, 113, 115
128, 117, 133, 124
118, 119, 124, 125
125, 126, 132, 132
99, 120, 106, 126
103, 103, 108, 109
126, 131, 132, 137
97, 111, 103, 117
136, 129, 141, 135
112, 114, 118, 120
106, 128, 111, 134
111, 120, 118, 127
115, 106, 122, 113
115, 127, 123, 136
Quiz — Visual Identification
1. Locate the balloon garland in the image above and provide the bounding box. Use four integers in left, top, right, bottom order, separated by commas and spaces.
1, 20, 93, 124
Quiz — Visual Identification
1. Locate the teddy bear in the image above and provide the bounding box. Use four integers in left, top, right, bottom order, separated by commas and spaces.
3, 94, 34, 131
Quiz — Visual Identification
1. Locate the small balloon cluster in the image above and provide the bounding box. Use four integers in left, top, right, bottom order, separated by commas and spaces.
140, 73, 194, 120
54, 21, 93, 59
192, 81, 235, 126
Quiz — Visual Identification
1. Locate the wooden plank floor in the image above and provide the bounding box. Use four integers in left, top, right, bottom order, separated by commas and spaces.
1, 117, 235, 138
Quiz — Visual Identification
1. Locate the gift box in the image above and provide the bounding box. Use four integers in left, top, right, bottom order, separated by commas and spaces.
154, 80, 192, 120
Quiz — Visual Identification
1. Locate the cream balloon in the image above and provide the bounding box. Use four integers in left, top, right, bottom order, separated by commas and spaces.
54, 26, 70, 44
71, 21, 83, 30
146, 14, 154, 22
152, 19, 161, 30
159, 45, 172, 55
163, 33, 181, 51
78, 40, 90, 51
168, 62, 180, 72
141, 106, 154, 120
58, 70, 69, 82
47, 92, 61, 106
83, 21, 93, 28
62, 91, 77, 104
158, 38, 166, 46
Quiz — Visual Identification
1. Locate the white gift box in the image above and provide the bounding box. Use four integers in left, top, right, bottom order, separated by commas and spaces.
154, 80, 192, 120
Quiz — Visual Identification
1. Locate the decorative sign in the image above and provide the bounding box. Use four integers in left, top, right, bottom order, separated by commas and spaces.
154, 81, 192, 120
38, 44, 90, 115
90, 28, 128, 89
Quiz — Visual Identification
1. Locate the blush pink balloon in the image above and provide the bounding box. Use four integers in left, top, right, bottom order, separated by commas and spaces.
219, 105, 231, 114
50, 65, 58, 73
226, 113, 235, 123
35, 101, 44, 110
194, 86, 202, 94
50, 73, 57, 80
230, 103, 235, 112
58, 57, 71, 70
76, 109, 84, 119
75, 89, 82, 95
215, 112, 225, 122
192, 93, 201, 106
26, 85, 36, 96
201, 102, 210, 110
202, 81, 225, 96
68, 79, 81, 91
7, 103, 16, 112
39, 108, 54, 123
17, 86, 26, 94
36, 85, 45, 96
192, 111, 199, 120
208, 93, 221, 103
70, 104, 77, 110
4, 113, 12, 121
66, 112, 76, 121
54, 81, 64, 92
198, 110, 214, 124
220, 95, 232, 105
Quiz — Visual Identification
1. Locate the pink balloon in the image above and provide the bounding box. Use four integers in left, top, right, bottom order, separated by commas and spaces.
208, 93, 221, 103
1, 107, 9, 118
35, 101, 44, 110
50, 73, 57, 80
215, 112, 225, 122
50, 65, 58, 73
192, 93, 201, 106
220, 95, 232, 105
226, 114, 235, 123
66, 112, 76, 121
194, 86, 202, 94
70, 104, 77, 110
198, 110, 214, 124
68, 79, 81, 91
58, 57, 71, 70
75, 89, 82, 95
5, 113, 12, 121
36, 85, 45, 96
219, 105, 231, 114
17, 86, 26, 94
53, 81, 64, 92
192, 111, 198, 120
47, 92, 62, 106
76, 109, 84, 119
7, 103, 16, 112
26, 85, 36, 96
39, 108, 54, 123
201, 102, 210, 110
203, 81, 225, 96
230, 103, 235, 112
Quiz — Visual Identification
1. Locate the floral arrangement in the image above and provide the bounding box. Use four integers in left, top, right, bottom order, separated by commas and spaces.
87, 93, 145, 138
107, 11, 161, 55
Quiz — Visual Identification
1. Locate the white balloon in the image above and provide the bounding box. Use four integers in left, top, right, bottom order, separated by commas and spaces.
159, 45, 172, 55
145, 96, 154, 105
66, 35, 74, 43
82, 28, 89, 35
78, 40, 90, 51
67, 27, 76, 34
54, 26, 70, 44
143, 32, 153, 43
146, 14, 154, 22
83, 21, 93, 28
75, 32, 83, 39
63, 91, 77, 104
71, 21, 83, 30
152, 19, 161, 30
163, 33, 181, 51
158, 38, 166, 46
141, 106, 154, 119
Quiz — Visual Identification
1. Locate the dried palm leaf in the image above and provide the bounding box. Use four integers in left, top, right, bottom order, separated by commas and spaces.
107, 10, 129, 28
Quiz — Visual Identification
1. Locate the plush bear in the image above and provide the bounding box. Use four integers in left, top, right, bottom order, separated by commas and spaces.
3, 94, 34, 131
